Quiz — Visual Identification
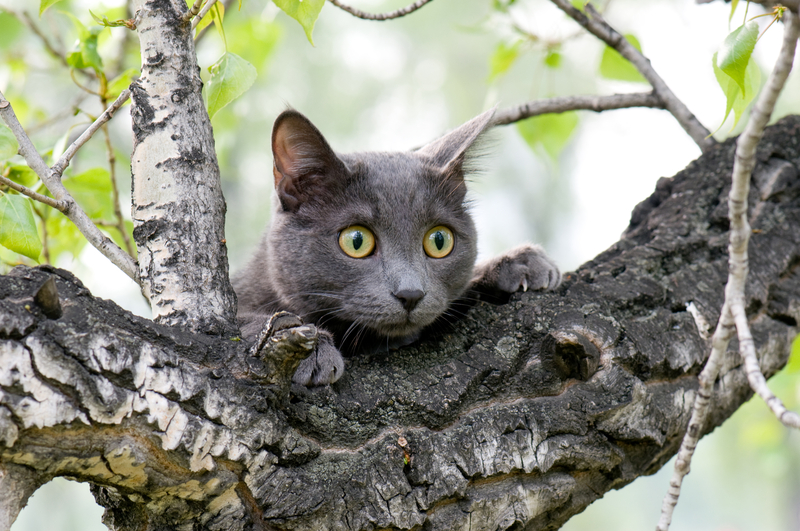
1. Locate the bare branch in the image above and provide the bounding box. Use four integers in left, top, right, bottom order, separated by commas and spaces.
0, 91, 139, 284
657, 10, 800, 531
491, 91, 664, 126
101, 121, 135, 257
549, 0, 716, 153
326, 0, 434, 21
727, 9, 800, 428
52, 88, 131, 177
191, 0, 221, 30
0, 174, 67, 212
184, 0, 205, 22
656, 304, 736, 531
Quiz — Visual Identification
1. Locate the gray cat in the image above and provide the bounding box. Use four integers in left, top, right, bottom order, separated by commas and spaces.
234, 108, 561, 386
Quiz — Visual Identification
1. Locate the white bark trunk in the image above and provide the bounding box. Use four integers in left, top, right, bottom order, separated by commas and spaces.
130, 0, 237, 335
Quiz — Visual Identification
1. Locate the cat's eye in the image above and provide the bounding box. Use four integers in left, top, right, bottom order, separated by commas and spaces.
423, 226, 454, 258
339, 225, 376, 258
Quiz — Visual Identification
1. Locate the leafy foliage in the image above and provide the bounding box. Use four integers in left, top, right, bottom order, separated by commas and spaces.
717, 21, 758, 97
0, 123, 19, 161
516, 111, 579, 160
598, 34, 646, 83
272, 0, 325, 45
489, 40, 523, 81
204, 52, 257, 120
0, 193, 42, 260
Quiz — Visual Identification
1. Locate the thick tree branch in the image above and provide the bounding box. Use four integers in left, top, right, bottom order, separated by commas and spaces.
0, 91, 139, 283
2, 117, 799, 530
657, 12, 800, 530
491, 91, 664, 125
550, 0, 716, 153
326, 0, 434, 21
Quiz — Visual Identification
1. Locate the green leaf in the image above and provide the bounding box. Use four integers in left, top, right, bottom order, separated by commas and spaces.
599, 34, 646, 83
729, 0, 740, 25
45, 210, 87, 261
39, 0, 66, 16
488, 40, 522, 81
0, 194, 42, 260
203, 52, 257, 119
516, 112, 579, 160
717, 21, 758, 97
272, 0, 324, 45
712, 50, 760, 132
63, 168, 115, 220
6, 165, 38, 188
106, 68, 140, 99
211, 2, 227, 48
544, 49, 562, 69
89, 10, 132, 28
788, 334, 800, 374
570, 0, 586, 11
0, 123, 19, 161
64, 12, 104, 71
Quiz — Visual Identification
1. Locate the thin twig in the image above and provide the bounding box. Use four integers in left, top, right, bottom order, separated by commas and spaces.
491, 91, 664, 126
656, 10, 800, 531
326, 0, 434, 21
0, 175, 67, 211
195, 0, 236, 42
14, 9, 68, 67
0, 90, 139, 284
191, 0, 221, 30
184, 0, 205, 22
101, 121, 135, 256
52, 88, 131, 177
549, 0, 716, 153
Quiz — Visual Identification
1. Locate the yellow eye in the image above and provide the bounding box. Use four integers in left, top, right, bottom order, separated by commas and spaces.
423, 226, 454, 258
338, 225, 375, 258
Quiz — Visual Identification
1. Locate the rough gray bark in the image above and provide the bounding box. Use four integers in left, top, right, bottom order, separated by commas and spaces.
130, 0, 238, 335
1, 117, 799, 530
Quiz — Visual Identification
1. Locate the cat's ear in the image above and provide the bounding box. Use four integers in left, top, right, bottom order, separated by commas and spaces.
271, 110, 346, 212
417, 107, 496, 177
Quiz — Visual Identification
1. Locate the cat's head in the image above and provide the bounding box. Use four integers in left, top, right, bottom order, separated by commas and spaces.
266, 108, 494, 347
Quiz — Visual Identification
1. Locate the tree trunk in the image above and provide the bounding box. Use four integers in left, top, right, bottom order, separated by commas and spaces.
1, 116, 798, 530
130, 0, 238, 336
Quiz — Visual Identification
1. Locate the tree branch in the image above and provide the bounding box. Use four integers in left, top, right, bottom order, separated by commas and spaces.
3, 116, 799, 530
51, 88, 131, 177
656, 11, 800, 531
326, 0, 435, 21
0, 91, 139, 284
190, 0, 221, 30
0, 175, 67, 212
549, 0, 716, 153
491, 91, 664, 126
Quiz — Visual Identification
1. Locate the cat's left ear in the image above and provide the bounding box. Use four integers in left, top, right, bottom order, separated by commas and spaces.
417, 107, 496, 177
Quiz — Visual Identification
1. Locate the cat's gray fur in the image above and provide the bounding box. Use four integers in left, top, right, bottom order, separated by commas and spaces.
234, 108, 561, 386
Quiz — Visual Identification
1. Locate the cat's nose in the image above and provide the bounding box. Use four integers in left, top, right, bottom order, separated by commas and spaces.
393, 289, 425, 312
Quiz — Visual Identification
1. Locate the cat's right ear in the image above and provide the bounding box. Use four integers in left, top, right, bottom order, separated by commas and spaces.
271, 110, 345, 212
417, 107, 496, 178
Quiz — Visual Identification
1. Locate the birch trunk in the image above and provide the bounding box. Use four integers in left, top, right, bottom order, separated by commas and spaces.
130, 0, 238, 336
1, 117, 799, 530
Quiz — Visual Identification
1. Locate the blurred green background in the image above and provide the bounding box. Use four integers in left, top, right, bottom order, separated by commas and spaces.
1, 0, 799, 529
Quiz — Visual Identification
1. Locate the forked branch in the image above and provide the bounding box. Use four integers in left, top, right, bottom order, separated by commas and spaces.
656, 10, 800, 531
0, 90, 138, 283
550, 0, 716, 152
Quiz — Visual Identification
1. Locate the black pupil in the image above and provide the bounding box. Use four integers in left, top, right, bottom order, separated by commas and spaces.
352, 231, 363, 250
434, 231, 444, 250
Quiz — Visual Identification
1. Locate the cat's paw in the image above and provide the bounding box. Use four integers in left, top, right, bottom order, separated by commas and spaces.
473, 243, 561, 295
292, 329, 345, 387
